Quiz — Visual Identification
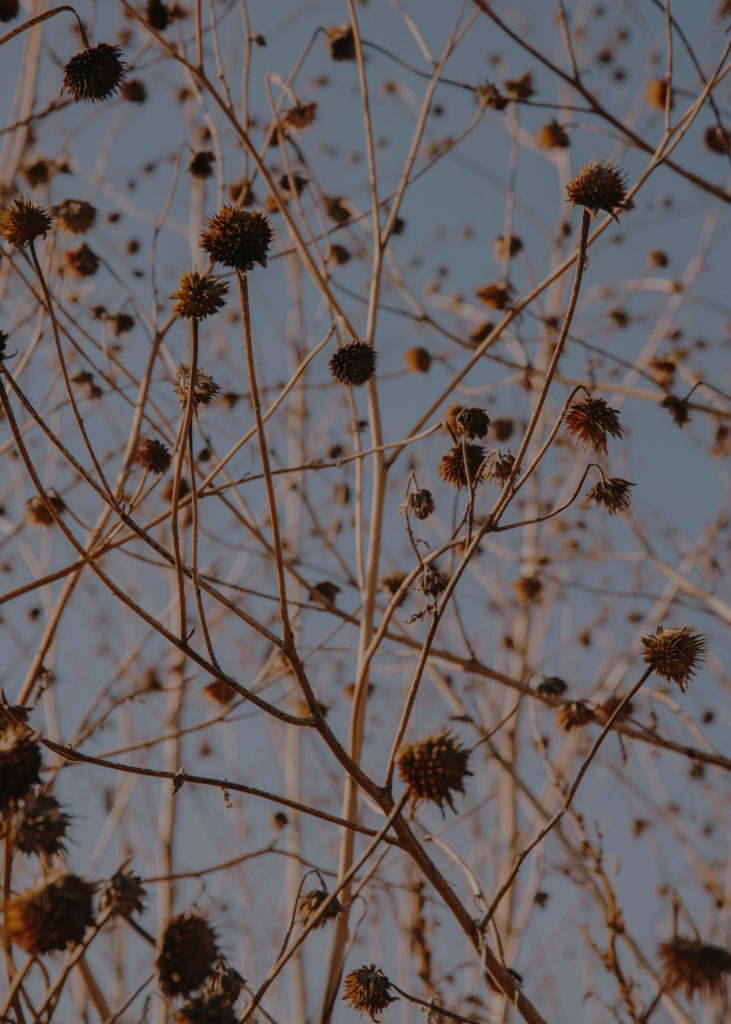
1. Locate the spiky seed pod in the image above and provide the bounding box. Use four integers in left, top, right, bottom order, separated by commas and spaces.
0, 724, 42, 809
52, 199, 96, 235
476, 281, 510, 310
174, 998, 237, 1024
9, 795, 70, 856
200, 206, 272, 271
203, 959, 245, 1005
174, 365, 221, 407
121, 79, 147, 103
157, 912, 218, 997
66, 243, 99, 277
62, 43, 128, 103
557, 700, 595, 731
0, 196, 52, 248
397, 731, 472, 813
537, 119, 570, 149
567, 159, 628, 218
328, 24, 356, 61
298, 888, 344, 929
146, 0, 170, 30
486, 450, 517, 486
189, 151, 215, 179
4, 873, 94, 954
171, 272, 229, 321
134, 438, 171, 474
564, 397, 624, 453
439, 444, 485, 488
455, 407, 490, 440
0, 1, 20, 22
283, 102, 317, 131
98, 867, 146, 917
329, 341, 377, 386
661, 394, 690, 426
641, 625, 706, 692
405, 489, 435, 520
404, 346, 432, 373
585, 477, 634, 515
342, 964, 398, 1021
415, 568, 447, 599
537, 676, 568, 697
26, 493, 67, 526
659, 937, 731, 1000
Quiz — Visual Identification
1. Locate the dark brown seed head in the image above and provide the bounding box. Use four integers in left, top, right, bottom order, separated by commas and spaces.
404, 346, 432, 373
0, 196, 52, 247
147, 0, 171, 31
661, 394, 690, 426
0, 1, 20, 23
174, 365, 221, 407
439, 443, 485, 488
189, 151, 215, 179
492, 416, 514, 441
704, 125, 731, 155
493, 234, 523, 260
171, 271, 228, 320
65, 243, 99, 277
537, 119, 570, 149
62, 43, 128, 103
203, 680, 236, 706
283, 102, 317, 131
121, 79, 147, 103
0, 723, 42, 810
325, 196, 351, 223
641, 625, 706, 692
585, 476, 634, 515
557, 700, 595, 731
455, 406, 491, 440
135, 438, 171, 474
416, 567, 448, 599
659, 937, 731, 1000
485, 450, 517, 486
9, 794, 70, 856
505, 71, 535, 100
476, 281, 510, 310
52, 199, 96, 234
298, 888, 344, 929
4, 873, 94, 954
342, 964, 398, 1021
201, 206, 272, 271
565, 396, 624, 453
537, 676, 568, 698
26, 492, 67, 526
174, 997, 237, 1024
328, 24, 356, 61
110, 312, 134, 336
329, 341, 377, 387
203, 959, 245, 1005
567, 159, 628, 218
278, 173, 307, 200
99, 868, 146, 917
156, 912, 218, 997
405, 488, 435, 520
476, 81, 508, 110
397, 730, 472, 813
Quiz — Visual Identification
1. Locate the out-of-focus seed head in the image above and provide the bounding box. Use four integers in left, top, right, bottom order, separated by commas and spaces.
659, 937, 731, 1001
567, 159, 628, 219
404, 346, 432, 373
298, 888, 344, 929
0, 196, 52, 247
661, 394, 690, 427
201, 206, 272, 271
564, 396, 624, 453
99, 866, 146, 917
134, 438, 171, 474
4, 872, 94, 954
505, 71, 535, 100
329, 341, 377, 386
342, 964, 398, 1021
646, 78, 672, 110
171, 271, 229, 321
439, 444, 485, 488
537, 676, 568, 698
65, 243, 99, 277
0, 1, 21, 23
52, 199, 96, 235
537, 119, 570, 149
203, 680, 235, 706
415, 567, 447, 599
397, 730, 472, 813
283, 102, 317, 131
641, 625, 706, 692
121, 79, 147, 103
476, 81, 508, 110
455, 407, 490, 440
476, 281, 511, 310
203, 958, 245, 1005
485, 450, 517, 486
62, 43, 128, 103
189, 151, 215, 179
174, 364, 221, 407
493, 234, 523, 260
557, 700, 595, 731
26, 492, 67, 527
174, 997, 237, 1024
585, 476, 634, 515
156, 912, 219, 997
9, 794, 70, 856
404, 488, 435, 520
328, 24, 356, 61
0, 721, 42, 810
704, 125, 731, 155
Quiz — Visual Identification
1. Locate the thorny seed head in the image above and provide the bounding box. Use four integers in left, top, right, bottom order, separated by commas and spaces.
62, 43, 128, 103
134, 438, 171, 474
661, 394, 690, 427
8, 794, 70, 856
439, 444, 485, 488
659, 937, 731, 1000
328, 24, 356, 61
0, 196, 52, 248
156, 912, 219, 997
485, 450, 517, 486
200, 206, 272, 271
99, 868, 146, 917
585, 476, 634, 515
566, 158, 628, 219
329, 341, 377, 387
171, 271, 229, 320
174, 364, 221, 407
342, 964, 398, 1021
564, 396, 624, 453
641, 625, 706, 692
298, 888, 344, 929
455, 406, 490, 440
397, 730, 472, 813
404, 488, 435, 520
4, 872, 94, 955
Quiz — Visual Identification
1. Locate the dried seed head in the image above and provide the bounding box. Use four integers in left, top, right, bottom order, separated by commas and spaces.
325, 196, 350, 223
0, 1, 20, 22
659, 937, 731, 1000
415, 567, 447, 599
283, 102, 317, 131
9, 794, 70, 856
278, 173, 307, 200
134, 438, 171, 474
342, 964, 398, 1021
62, 43, 128, 103
174, 997, 237, 1024
0, 722, 42, 810
189, 151, 215, 179
704, 125, 731, 155
26, 492, 67, 526
585, 476, 634, 515
439, 444, 485, 488
404, 489, 435, 520
404, 346, 432, 373
505, 71, 534, 100
121, 79, 147, 103
537, 676, 568, 698
110, 312, 134, 335
328, 24, 356, 61
174, 365, 221, 407
557, 700, 595, 731
513, 575, 542, 602
298, 888, 344, 929
203, 958, 245, 1005
646, 78, 672, 110
485, 450, 517, 486
98, 868, 146, 917
492, 416, 514, 441
641, 625, 706, 692
476, 281, 510, 310
564, 396, 624, 453
156, 912, 218, 997
51, 199, 96, 235
567, 159, 628, 219
493, 234, 523, 260
203, 681, 235, 706
329, 341, 377, 386
201, 206, 272, 271
476, 81, 508, 110
397, 730, 471, 813
146, 0, 171, 30
381, 572, 408, 606
4, 872, 94, 954
65, 242, 99, 277
455, 407, 490, 440
0, 196, 52, 248
661, 394, 690, 427
537, 119, 570, 149
171, 271, 229, 320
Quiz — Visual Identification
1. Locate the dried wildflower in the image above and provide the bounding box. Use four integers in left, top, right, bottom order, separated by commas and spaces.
492, 417, 514, 441
283, 102, 317, 131
0, 723, 42, 809
156, 912, 218, 997
416, 567, 447, 599
189, 151, 215, 179
557, 700, 594, 731
26, 492, 67, 527
404, 346, 432, 373
646, 78, 672, 110
486, 450, 517, 486
455, 407, 490, 440
52, 198, 96, 234
174, 364, 221, 407
328, 24, 356, 61
659, 937, 731, 1000
110, 312, 134, 335
404, 488, 435, 520
0, 1, 20, 22
277, 173, 307, 201
325, 196, 350, 223
0, 196, 52, 247
537, 119, 570, 149
175, 997, 237, 1024
585, 476, 634, 515
476, 81, 508, 110
135, 438, 171, 474
99, 867, 146, 917
704, 125, 731, 155
661, 394, 690, 426
4, 873, 94, 954
201, 206, 272, 271
537, 676, 568, 697
505, 71, 534, 100
9, 794, 70, 856
146, 0, 170, 29
513, 576, 542, 601
596, 694, 634, 722
23, 158, 54, 187
203, 958, 245, 1005
565, 396, 624, 453
121, 79, 147, 103
329, 341, 377, 386
493, 234, 523, 260
330, 244, 350, 265
343, 965, 398, 1020
312, 581, 340, 604
66, 242, 99, 277
476, 281, 510, 310
298, 888, 344, 929
62, 43, 128, 103
641, 625, 706, 692
439, 444, 485, 488
397, 731, 471, 813
203, 680, 235, 706
567, 159, 628, 219
171, 271, 228, 321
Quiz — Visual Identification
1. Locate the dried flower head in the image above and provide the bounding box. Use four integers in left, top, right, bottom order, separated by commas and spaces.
661, 394, 690, 426
439, 444, 485, 488
278, 173, 307, 200
203, 958, 245, 1005
328, 24, 356, 61
4, 873, 94, 954
455, 407, 490, 440
0, 722, 42, 810
381, 572, 408, 605
641, 625, 706, 692
66, 242, 100, 277
99, 867, 146, 917
505, 71, 534, 100
415, 567, 448, 599
564, 396, 624, 453
492, 417, 514, 441
121, 79, 147, 103
585, 476, 634, 515
537, 119, 570, 149
156, 912, 218, 997
659, 937, 731, 1000
329, 341, 377, 386
0, 196, 52, 248
298, 888, 344, 929
537, 676, 568, 698
9, 794, 70, 856
26, 492, 67, 527
404, 346, 432, 373
51, 198, 96, 235
135, 438, 171, 474
397, 730, 472, 813
476, 81, 508, 110
201, 206, 272, 271
705, 125, 731, 155
174, 365, 221, 407
513, 575, 542, 602
325, 196, 351, 223
486, 450, 517, 486
557, 700, 595, 731
646, 78, 672, 110
0, 0, 20, 22
567, 159, 628, 219
203, 680, 235, 706
171, 272, 229, 320
110, 312, 134, 335
283, 102, 317, 130
174, 997, 237, 1024
404, 488, 435, 520
476, 281, 510, 310
62, 43, 128, 103
189, 151, 215, 178
342, 964, 398, 1021
146, 0, 170, 30
493, 234, 523, 260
